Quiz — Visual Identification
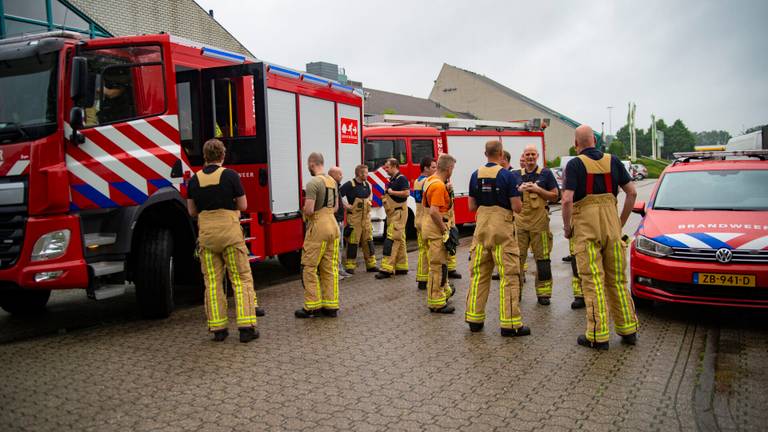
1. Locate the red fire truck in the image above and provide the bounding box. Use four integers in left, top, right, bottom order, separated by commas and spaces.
0, 31, 363, 317
362, 115, 548, 237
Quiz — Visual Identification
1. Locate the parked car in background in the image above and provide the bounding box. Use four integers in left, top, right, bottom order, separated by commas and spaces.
621, 160, 638, 180
630, 150, 768, 309
632, 163, 648, 180
551, 167, 564, 189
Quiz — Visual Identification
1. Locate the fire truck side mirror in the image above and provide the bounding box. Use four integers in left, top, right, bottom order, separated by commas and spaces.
71, 57, 89, 106
69, 107, 86, 144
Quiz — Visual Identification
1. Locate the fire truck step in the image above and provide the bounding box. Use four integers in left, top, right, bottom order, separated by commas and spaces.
84, 233, 117, 248
89, 261, 125, 277
239, 218, 253, 224
93, 283, 131, 300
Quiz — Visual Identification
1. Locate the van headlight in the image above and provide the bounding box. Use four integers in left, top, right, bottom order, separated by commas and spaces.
31, 230, 71, 261
635, 235, 673, 258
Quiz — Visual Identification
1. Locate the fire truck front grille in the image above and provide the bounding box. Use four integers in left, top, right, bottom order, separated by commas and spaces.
0, 213, 26, 269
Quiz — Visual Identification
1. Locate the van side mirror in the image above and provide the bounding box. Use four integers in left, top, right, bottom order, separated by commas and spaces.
69, 107, 85, 144
70, 57, 89, 105
632, 200, 646, 217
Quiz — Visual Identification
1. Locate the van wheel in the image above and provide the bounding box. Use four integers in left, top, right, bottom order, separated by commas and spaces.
278, 251, 302, 273
135, 227, 174, 319
0, 289, 51, 315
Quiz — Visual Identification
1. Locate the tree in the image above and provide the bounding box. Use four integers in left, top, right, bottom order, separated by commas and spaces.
744, 124, 767, 134
568, 146, 577, 156
662, 119, 696, 158
608, 139, 625, 158
695, 130, 731, 147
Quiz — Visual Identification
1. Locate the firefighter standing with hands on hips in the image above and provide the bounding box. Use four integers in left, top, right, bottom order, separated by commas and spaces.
562, 125, 639, 349
295, 152, 341, 319
341, 164, 379, 273
413, 157, 436, 290
187, 139, 259, 343
466, 140, 530, 337
421, 154, 458, 313
515, 145, 559, 305
376, 158, 411, 279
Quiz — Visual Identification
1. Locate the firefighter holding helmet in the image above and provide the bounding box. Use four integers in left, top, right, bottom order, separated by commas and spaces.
341, 164, 379, 273
515, 145, 559, 305
465, 140, 530, 337
187, 139, 259, 343
295, 152, 341, 318
562, 124, 639, 349
376, 158, 411, 279
413, 156, 436, 290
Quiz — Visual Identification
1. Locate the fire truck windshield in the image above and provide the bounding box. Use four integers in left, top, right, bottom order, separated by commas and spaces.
0, 52, 58, 144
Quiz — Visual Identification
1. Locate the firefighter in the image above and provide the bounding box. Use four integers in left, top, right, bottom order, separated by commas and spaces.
329, 167, 351, 279
421, 154, 458, 313
187, 139, 258, 343
466, 140, 530, 337
413, 157, 436, 289
516, 145, 559, 305
376, 158, 411, 279
445, 182, 462, 279
341, 164, 378, 273
295, 152, 341, 318
562, 125, 639, 349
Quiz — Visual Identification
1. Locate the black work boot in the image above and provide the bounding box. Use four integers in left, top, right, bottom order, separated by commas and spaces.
395, 269, 409, 275
570, 297, 586, 309
448, 270, 462, 279
468, 322, 484, 332
429, 305, 455, 314
621, 333, 638, 346
577, 334, 609, 350
345, 268, 356, 274
212, 329, 229, 342
321, 308, 338, 318
367, 266, 379, 273
255, 306, 266, 317
491, 273, 500, 280
417, 281, 427, 290
375, 271, 391, 279
239, 327, 259, 343
501, 326, 531, 337
537, 297, 551, 306
294, 308, 319, 318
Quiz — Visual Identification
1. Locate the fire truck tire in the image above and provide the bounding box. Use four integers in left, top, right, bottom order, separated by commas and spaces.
0, 289, 51, 315
278, 251, 301, 273
135, 227, 174, 319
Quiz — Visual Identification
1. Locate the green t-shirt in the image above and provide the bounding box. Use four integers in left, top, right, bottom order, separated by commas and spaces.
305, 175, 336, 212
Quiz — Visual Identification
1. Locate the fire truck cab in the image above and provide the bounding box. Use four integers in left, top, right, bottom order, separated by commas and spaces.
0, 31, 362, 317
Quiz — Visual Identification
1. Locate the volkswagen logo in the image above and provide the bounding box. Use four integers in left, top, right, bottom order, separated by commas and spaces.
715, 248, 733, 263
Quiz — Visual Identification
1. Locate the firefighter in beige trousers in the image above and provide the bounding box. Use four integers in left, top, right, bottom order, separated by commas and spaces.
421, 154, 458, 313
295, 152, 341, 318
563, 125, 639, 349
376, 158, 410, 279
413, 157, 436, 289
187, 139, 258, 343
465, 140, 530, 336
341, 165, 378, 273
516, 145, 559, 305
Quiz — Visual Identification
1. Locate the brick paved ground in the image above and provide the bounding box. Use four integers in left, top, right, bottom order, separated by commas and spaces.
1, 180, 766, 431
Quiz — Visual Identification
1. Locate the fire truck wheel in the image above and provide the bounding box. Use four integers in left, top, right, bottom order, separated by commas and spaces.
0, 289, 51, 315
135, 227, 174, 319
278, 251, 301, 273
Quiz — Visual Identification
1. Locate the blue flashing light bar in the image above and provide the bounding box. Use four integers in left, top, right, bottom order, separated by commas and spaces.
302, 74, 329, 85
331, 82, 354, 92
268, 65, 301, 78
201, 47, 246, 64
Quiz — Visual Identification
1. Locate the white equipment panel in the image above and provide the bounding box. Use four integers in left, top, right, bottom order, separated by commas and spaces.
444, 135, 498, 196
337, 103, 361, 186
266, 88, 300, 215
299, 95, 336, 187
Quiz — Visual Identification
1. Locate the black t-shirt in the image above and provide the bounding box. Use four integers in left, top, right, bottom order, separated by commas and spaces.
564, 148, 631, 202
388, 172, 410, 203
340, 179, 371, 205
188, 165, 245, 211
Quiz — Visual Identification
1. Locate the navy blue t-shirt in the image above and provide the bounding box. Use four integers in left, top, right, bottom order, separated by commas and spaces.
387, 172, 410, 203
514, 166, 558, 192
564, 148, 631, 202
469, 163, 520, 210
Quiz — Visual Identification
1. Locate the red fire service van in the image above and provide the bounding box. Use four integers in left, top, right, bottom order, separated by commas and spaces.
0, 31, 363, 317
362, 115, 548, 237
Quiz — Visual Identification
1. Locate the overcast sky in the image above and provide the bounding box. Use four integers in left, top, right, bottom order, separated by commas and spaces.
195, 0, 766, 136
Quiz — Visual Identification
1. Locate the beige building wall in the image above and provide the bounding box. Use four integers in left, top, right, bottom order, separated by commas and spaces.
69, 0, 253, 57
430, 64, 574, 160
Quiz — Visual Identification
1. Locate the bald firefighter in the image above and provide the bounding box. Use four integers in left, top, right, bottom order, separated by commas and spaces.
341, 164, 378, 273
295, 152, 341, 318
515, 145, 559, 305
376, 158, 411, 279
422, 154, 458, 313
413, 157, 436, 290
562, 125, 639, 349
466, 140, 530, 336
187, 139, 258, 343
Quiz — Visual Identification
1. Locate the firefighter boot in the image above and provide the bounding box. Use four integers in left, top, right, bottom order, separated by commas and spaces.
577, 334, 609, 350
212, 329, 229, 342
294, 308, 320, 318
469, 322, 484, 332
418, 281, 427, 290
571, 297, 586, 309
239, 327, 259, 343
501, 326, 531, 337
256, 307, 266, 316
621, 333, 638, 345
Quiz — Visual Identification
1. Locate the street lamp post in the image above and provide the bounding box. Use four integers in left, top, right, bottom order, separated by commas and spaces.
607, 106, 614, 135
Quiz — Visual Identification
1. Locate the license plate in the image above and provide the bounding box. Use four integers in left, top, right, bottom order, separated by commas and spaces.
694, 273, 756, 287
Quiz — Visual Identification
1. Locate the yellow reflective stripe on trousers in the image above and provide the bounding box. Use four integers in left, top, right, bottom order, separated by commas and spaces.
613, 240, 636, 333
541, 231, 549, 258
587, 242, 609, 340
315, 241, 327, 307
416, 232, 428, 279
468, 245, 483, 316
204, 250, 223, 325
226, 246, 245, 322
326, 238, 340, 307
495, 245, 506, 323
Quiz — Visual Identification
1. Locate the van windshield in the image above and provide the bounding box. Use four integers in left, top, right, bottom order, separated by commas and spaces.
0, 52, 58, 144
653, 169, 768, 211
